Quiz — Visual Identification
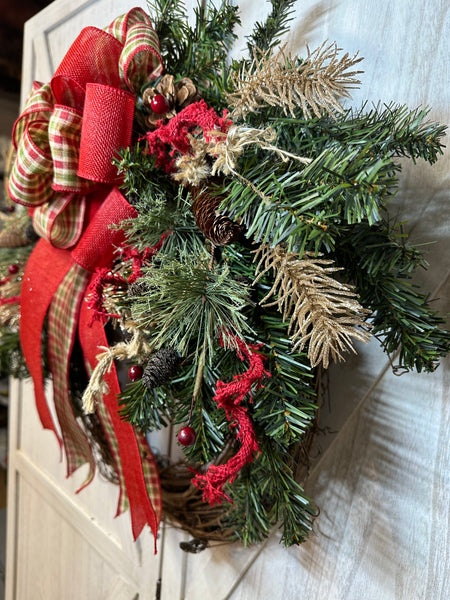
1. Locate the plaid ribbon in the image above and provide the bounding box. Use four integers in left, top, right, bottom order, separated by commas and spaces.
47, 263, 95, 486
10, 9, 164, 544
8, 7, 162, 249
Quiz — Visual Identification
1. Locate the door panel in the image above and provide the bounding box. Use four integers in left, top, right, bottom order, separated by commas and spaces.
6, 1, 450, 599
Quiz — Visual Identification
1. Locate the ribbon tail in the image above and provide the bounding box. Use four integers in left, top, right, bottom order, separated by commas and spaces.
79, 298, 161, 545
47, 263, 95, 487
20, 239, 73, 446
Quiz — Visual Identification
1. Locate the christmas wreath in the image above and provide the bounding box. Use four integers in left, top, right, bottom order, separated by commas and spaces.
0, 0, 448, 550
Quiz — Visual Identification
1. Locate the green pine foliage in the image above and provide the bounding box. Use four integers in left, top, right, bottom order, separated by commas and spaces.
118, 379, 174, 430
245, 0, 297, 55
146, 0, 240, 105
220, 105, 446, 254
335, 221, 450, 372
131, 251, 253, 359
0, 329, 30, 380
0, 244, 34, 379
226, 437, 316, 546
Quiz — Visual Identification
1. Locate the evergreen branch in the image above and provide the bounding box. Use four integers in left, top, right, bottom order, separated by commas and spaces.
222, 243, 317, 444
120, 192, 205, 256
335, 221, 450, 372
229, 42, 362, 120
246, 0, 296, 55
253, 314, 317, 444
220, 141, 399, 253
118, 380, 173, 430
172, 351, 241, 463
147, 0, 190, 69
272, 104, 446, 165
0, 328, 31, 379
148, 1, 240, 104
226, 438, 315, 546
132, 251, 252, 360
114, 143, 173, 201
254, 244, 371, 367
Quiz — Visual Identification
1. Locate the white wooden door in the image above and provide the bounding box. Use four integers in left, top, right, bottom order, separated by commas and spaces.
6, 1, 450, 599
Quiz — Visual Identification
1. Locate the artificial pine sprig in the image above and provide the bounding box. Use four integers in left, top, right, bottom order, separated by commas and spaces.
245, 0, 296, 55
226, 437, 315, 546
254, 244, 371, 367
131, 250, 252, 359
119, 380, 173, 430
269, 104, 446, 164
147, 0, 240, 105
228, 42, 362, 120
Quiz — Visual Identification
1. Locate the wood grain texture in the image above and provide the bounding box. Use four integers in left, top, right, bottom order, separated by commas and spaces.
6, 1, 450, 599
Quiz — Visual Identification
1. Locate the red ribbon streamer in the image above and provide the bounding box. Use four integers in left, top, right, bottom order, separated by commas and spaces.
79, 288, 161, 545
12, 8, 164, 542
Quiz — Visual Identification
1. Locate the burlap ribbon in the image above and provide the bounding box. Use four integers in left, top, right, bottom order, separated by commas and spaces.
8, 8, 163, 543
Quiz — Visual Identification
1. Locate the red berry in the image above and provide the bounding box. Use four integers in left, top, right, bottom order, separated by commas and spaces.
128, 365, 143, 382
6, 205, 15, 213
8, 264, 19, 275
150, 94, 170, 114
177, 426, 196, 447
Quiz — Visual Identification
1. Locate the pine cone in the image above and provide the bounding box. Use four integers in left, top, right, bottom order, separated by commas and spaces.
191, 187, 241, 246
142, 74, 200, 128
127, 280, 149, 298
142, 348, 181, 390
25, 223, 40, 242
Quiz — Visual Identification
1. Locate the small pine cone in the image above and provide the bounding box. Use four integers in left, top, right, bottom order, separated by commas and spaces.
142, 348, 181, 390
25, 222, 40, 242
142, 74, 200, 128
191, 187, 241, 246
128, 280, 149, 298
208, 214, 241, 246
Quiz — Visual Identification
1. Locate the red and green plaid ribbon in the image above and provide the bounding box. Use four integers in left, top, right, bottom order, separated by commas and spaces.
9, 9, 164, 544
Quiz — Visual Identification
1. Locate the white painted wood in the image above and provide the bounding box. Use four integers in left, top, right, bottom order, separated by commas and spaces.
6, 1, 450, 599
176, 1, 450, 599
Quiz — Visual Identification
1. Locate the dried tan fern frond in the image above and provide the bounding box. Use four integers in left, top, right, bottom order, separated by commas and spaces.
253, 244, 371, 368
227, 42, 363, 120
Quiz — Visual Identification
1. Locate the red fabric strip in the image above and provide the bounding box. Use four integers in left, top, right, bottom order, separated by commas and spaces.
78, 84, 135, 184
78, 300, 160, 545
20, 239, 73, 444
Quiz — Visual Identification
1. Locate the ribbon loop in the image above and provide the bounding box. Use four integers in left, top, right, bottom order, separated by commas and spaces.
9, 122, 53, 206
51, 26, 123, 110
33, 194, 86, 249
8, 8, 162, 248
49, 106, 92, 192
119, 20, 164, 92
78, 84, 135, 184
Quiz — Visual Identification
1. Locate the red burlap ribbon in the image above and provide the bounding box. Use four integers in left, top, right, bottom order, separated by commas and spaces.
8, 8, 164, 543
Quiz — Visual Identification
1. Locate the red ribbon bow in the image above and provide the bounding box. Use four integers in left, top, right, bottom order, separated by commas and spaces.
8, 8, 164, 545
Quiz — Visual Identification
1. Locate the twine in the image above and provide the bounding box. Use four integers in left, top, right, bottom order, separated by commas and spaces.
82, 326, 152, 413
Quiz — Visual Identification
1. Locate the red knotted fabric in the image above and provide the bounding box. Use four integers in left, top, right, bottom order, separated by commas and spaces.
192, 336, 271, 504
9, 8, 164, 544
